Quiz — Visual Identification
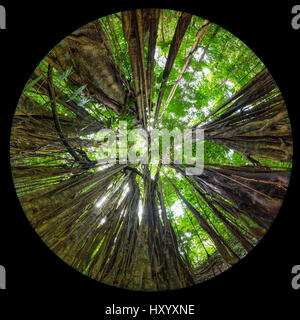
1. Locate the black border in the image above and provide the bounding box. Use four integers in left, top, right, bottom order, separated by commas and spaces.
1, 1, 299, 315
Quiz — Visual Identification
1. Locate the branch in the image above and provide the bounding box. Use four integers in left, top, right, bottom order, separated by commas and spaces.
158, 21, 212, 123
153, 12, 192, 128
124, 166, 143, 177
47, 65, 95, 169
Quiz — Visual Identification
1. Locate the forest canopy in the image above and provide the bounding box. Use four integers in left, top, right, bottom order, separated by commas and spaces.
10, 9, 292, 291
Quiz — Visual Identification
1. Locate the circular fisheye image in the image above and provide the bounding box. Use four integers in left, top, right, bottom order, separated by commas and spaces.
10, 9, 292, 291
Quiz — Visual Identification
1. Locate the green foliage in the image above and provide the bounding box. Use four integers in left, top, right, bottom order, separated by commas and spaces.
13, 9, 291, 274
56, 66, 73, 85
66, 84, 88, 102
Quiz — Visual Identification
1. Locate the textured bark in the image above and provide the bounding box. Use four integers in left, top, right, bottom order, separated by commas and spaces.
122, 167, 194, 290
47, 20, 127, 114
10, 95, 101, 159
122, 9, 152, 126
201, 70, 293, 162
147, 8, 160, 112
172, 163, 290, 228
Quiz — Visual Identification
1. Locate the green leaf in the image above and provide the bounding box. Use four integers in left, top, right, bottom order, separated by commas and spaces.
23, 75, 43, 92
56, 66, 73, 85
77, 97, 91, 106
66, 84, 87, 102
